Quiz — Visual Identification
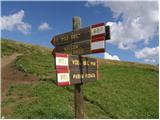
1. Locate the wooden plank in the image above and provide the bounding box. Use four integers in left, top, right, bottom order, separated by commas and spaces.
70, 69, 98, 84
69, 55, 97, 70
54, 39, 106, 55
56, 69, 98, 85
54, 53, 98, 71
52, 27, 91, 46
54, 40, 91, 55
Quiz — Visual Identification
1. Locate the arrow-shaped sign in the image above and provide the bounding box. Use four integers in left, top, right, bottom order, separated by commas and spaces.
51, 23, 110, 55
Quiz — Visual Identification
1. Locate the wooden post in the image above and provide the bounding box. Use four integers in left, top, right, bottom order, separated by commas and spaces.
73, 16, 84, 119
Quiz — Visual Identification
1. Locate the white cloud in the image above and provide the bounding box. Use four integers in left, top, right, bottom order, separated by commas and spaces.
0, 10, 31, 34
104, 52, 120, 61
135, 46, 159, 63
38, 22, 52, 31
86, 1, 159, 50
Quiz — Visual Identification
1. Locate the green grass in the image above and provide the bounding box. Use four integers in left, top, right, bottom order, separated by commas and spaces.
2, 82, 74, 119
83, 64, 159, 118
1, 38, 51, 57
15, 53, 55, 78
1, 39, 159, 119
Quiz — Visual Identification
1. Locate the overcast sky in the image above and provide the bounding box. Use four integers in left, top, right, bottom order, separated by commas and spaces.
1, 1, 159, 64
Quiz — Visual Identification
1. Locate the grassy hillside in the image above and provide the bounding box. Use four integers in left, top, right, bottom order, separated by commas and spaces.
1, 38, 159, 119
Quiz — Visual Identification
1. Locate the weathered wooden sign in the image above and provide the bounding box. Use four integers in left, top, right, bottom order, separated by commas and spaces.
51, 23, 110, 55
54, 40, 91, 55
51, 17, 111, 118
53, 53, 98, 86
52, 27, 91, 46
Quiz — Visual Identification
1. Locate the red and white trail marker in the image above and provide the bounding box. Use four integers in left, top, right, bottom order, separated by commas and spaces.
91, 23, 106, 53
55, 53, 69, 69
53, 53, 98, 86
57, 69, 71, 86
54, 53, 70, 86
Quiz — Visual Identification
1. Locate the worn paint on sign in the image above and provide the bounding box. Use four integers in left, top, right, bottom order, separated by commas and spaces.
54, 53, 98, 86
54, 40, 91, 55
52, 27, 91, 46
51, 23, 111, 55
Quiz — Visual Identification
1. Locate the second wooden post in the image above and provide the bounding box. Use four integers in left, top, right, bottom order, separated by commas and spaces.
73, 16, 84, 119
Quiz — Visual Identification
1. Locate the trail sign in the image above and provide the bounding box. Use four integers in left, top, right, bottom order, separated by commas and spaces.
53, 53, 98, 86
51, 23, 110, 55
52, 27, 91, 46
51, 17, 111, 118
54, 40, 91, 55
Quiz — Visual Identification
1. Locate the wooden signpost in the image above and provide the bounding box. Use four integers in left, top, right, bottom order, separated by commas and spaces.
51, 16, 110, 118
51, 22, 110, 55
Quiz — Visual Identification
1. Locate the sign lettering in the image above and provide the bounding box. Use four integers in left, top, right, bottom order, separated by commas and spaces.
53, 27, 91, 46
51, 23, 110, 55
53, 53, 98, 86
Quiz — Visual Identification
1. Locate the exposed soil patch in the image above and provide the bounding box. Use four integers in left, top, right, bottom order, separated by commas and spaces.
1, 53, 38, 98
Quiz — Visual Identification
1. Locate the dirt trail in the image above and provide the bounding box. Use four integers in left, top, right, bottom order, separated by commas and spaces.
1, 53, 20, 69
1, 53, 38, 98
